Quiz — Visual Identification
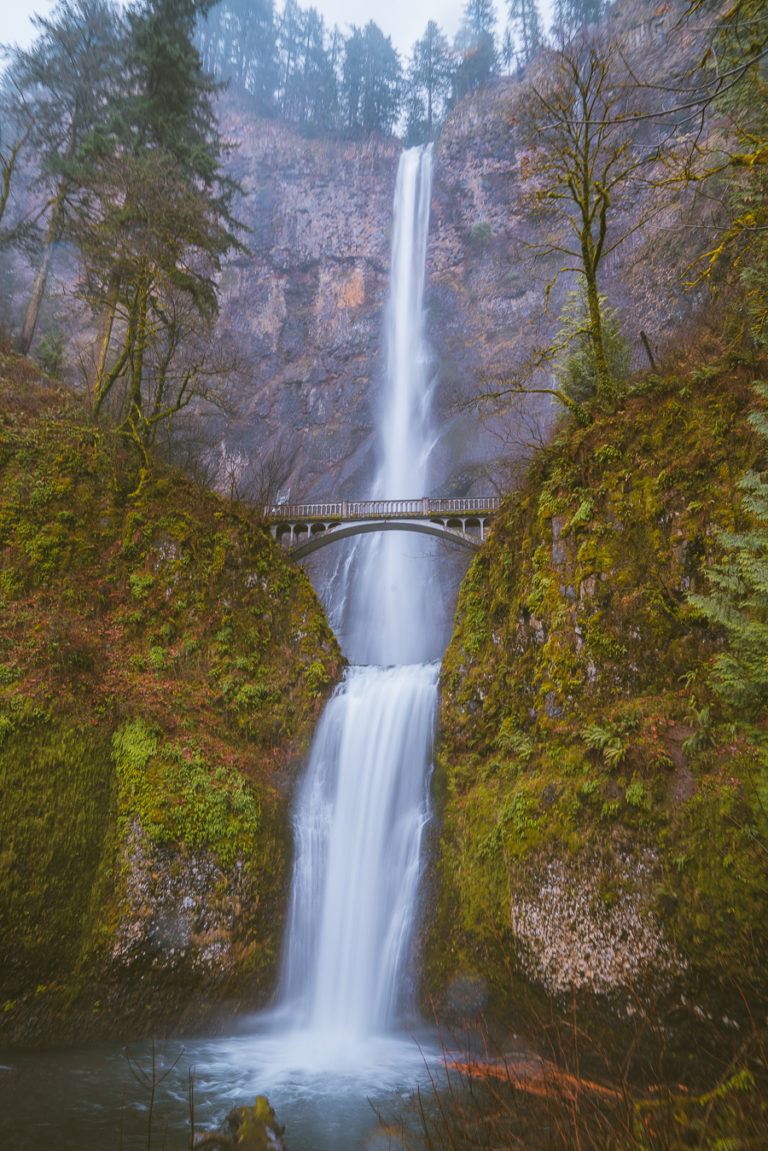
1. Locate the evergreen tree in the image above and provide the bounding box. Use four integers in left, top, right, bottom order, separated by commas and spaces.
0, 72, 30, 248
197, 0, 278, 113
300, 9, 339, 131
507, 0, 543, 70
405, 21, 452, 143
501, 26, 515, 74
453, 0, 498, 99
690, 382, 768, 713
551, 0, 604, 44
277, 4, 337, 130
74, 0, 241, 464
554, 289, 629, 405
278, 0, 305, 120
342, 23, 402, 137
6, 0, 124, 353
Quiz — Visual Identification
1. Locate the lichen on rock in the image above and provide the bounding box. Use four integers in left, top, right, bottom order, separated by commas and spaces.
510, 855, 684, 996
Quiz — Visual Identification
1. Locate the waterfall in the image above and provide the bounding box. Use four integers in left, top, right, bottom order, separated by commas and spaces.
278, 146, 439, 1042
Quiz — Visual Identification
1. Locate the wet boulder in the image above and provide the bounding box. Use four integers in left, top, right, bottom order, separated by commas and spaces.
195, 1095, 286, 1150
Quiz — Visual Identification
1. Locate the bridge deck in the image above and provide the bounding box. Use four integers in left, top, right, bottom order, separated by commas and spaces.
264, 497, 501, 522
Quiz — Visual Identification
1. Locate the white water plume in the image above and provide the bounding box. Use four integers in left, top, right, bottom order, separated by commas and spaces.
277, 145, 440, 1049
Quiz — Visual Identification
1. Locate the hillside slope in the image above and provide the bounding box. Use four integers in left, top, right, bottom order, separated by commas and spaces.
0, 354, 342, 1043
426, 365, 768, 1054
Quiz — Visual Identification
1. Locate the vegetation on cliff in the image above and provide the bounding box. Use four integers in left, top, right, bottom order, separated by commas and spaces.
428, 355, 768, 1030
0, 351, 341, 1043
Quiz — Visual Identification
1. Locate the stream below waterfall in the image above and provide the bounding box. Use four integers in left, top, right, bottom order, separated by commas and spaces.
0, 145, 464, 1150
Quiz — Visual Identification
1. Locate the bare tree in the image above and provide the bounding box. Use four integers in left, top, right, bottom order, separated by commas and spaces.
516, 30, 664, 405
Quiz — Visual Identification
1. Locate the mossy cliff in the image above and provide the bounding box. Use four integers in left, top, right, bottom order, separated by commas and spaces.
427, 366, 768, 1043
0, 358, 342, 1044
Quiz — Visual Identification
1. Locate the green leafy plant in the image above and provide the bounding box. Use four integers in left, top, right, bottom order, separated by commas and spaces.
582, 722, 628, 767
554, 289, 630, 406
496, 718, 535, 762
690, 381, 768, 712
682, 702, 718, 757
624, 779, 649, 809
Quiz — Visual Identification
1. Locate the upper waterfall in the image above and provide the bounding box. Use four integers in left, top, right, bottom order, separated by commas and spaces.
345, 145, 439, 665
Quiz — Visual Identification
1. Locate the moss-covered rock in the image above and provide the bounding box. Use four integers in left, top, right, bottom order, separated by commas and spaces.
197, 1095, 286, 1150
0, 358, 342, 1043
427, 367, 768, 1044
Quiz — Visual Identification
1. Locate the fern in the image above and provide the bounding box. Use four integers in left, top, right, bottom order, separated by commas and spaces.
581, 722, 627, 766
496, 718, 535, 762
690, 381, 768, 712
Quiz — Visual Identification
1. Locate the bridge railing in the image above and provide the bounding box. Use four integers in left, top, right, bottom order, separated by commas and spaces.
264, 497, 501, 521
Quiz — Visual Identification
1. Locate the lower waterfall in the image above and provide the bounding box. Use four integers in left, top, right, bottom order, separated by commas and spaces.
280, 662, 439, 1038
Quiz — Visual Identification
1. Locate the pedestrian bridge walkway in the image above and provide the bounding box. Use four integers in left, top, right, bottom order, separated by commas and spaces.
263, 497, 500, 559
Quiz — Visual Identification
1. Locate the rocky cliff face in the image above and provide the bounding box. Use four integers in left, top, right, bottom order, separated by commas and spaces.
212, 103, 401, 499
5, 3, 702, 506
213, 12, 702, 504
213, 94, 537, 502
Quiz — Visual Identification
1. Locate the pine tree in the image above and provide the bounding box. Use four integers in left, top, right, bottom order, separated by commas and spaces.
690, 382, 768, 712
273, 3, 335, 129
7, 0, 124, 353
342, 23, 402, 137
507, 0, 543, 69
405, 20, 452, 143
278, 0, 305, 120
0, 72, 29, 247
554, 289, 629, 405
74, 0, 241, 464
501, 26, 515, 74
197, 0, 278, 112
453, 0, 498, 99
551, 0, 604, 44
290, 7, 338, 131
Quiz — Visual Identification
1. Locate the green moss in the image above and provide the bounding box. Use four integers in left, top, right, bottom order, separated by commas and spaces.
0, 719, 115, 986
113, 721, 261, 867
429, 366, 768, 1032
0, 369, 342, 1038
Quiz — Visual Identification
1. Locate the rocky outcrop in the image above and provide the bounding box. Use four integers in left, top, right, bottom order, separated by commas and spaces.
212, 103, 401, 498
213, 93, 539, 501
213, 16, 703, 501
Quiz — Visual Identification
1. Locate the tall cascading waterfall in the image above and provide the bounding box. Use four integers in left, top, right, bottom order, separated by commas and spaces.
278, 146, 439, 1042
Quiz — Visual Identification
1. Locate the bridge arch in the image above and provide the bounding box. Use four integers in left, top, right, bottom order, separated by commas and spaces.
289, 518, 481, 560
264, 497, 500, 560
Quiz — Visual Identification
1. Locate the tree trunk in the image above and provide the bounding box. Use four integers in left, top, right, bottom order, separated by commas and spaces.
126, 273, 150, 433
1, 136, 25, 231
17, 197, 63, 356
582, 255, 612, 403
94, 273, 120, 402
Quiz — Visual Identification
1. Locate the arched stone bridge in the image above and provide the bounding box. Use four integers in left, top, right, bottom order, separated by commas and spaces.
264, 498, 501, 559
